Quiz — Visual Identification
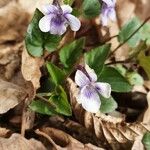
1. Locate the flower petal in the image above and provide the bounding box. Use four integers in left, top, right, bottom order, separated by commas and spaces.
79, 86, 101, 113
39, 15, 52, 32
49, 20, 67, 35
85, 64, 97, 82
75, 70, 90, 87
108, 9, 116, 21
42, 4, 58, 15
65, 14, 81, 31
61, 5, 72, 14
95, 82, 111, 98
102, 0, 115, 6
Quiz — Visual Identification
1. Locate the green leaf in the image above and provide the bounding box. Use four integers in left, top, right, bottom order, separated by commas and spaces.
25, 9, 61, 57
99, 67, 132, 92
82, 0, 101, 18
114, 64, 127, 76
118, 17, 141, 48
126, 72, 144, 86
100, 96, 118, 113
50, 86, 72, 116
141, 23, 150, 45
46, 62, 66, 86
29, 100, 57, 115
142, 132, 150, 150
84, 44, 110, 75
59, 38, 85, 69
137, 51, 150, 79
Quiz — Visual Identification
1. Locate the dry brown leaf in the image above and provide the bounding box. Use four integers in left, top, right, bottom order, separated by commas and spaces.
48, 116, 104, 147
0, 79, 27, 114
142, 92, 150, 124
0, 43, 23, 80
131, 136, 144, 150
0, 1, 30, 44
0, 133, 46, 150
67, 78, 150, 150
21, 47, 44, 90
18, 0, 52, 14
0, 128, 11, 138
36, 127, 104, 150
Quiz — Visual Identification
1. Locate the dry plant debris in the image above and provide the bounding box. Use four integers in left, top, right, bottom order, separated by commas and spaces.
0, 0, 149, 150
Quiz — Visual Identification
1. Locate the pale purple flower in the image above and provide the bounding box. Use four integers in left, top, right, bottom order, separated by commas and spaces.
39, 4, 81, 35
75, 64, 111, 113
101, 0, 116, 26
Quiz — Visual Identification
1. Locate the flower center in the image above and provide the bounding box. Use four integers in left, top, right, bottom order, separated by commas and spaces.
52, 14, 66, 26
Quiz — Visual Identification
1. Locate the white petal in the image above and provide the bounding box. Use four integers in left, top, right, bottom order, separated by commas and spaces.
108, 9, 116, 21
39, 15, 52, 32
42, 4, 58, 15
75, 70, 90, 87
102, 0, 114, 6
61, 5, 72, 14
85, 64, 97, 82
65, 14, 81, 31
50, 21, 67, 35
80, 86, 101, 113
95, 82, 111, 98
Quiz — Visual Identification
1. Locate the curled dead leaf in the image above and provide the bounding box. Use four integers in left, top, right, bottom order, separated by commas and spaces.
21, 47, 44, 90
0, 79, 27, 114
0, 133, 46, 150
36, 127, 104, 150
67, 78, 150, 150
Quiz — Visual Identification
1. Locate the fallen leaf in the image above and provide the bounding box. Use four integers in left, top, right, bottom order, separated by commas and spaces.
131, 136, 144, 150
0, 133, 46, 150
142, 92, 150, 124
36, 128, 104, 150
67, 78, 150, 150
0, 128, 11, 138
21, 47, 44, 90
0, 79, 27, 114
0, 1, 30, 44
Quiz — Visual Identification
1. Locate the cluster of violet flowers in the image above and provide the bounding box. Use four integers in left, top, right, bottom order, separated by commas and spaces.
39, 0, 116, 35
38, 0, 116, 113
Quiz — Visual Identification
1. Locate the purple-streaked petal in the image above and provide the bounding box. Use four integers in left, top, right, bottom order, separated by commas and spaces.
95, 82, 111, 98
49, 21, 67, 35
79, 86, 100, 113
61, 5, 72, 14
85, 64, 97, 82
65, 14, 81, 31
75, 70, 90, 87
42, 4, 58, 15
39, 15, 52, 32
102, 0, 115, 6
108, 9, 116, 21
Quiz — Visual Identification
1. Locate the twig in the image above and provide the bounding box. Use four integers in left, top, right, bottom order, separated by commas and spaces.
106, 59, 131, 65
106, 41, 146, 65
109, 16, 150, 57
102, 35, 118, 44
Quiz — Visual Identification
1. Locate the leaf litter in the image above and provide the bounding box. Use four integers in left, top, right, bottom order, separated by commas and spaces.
0, 0, 150, 150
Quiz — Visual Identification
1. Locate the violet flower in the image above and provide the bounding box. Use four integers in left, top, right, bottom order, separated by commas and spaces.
39, 4, 81, 35
75, 64, 111, 113
101, 0, 116, 26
